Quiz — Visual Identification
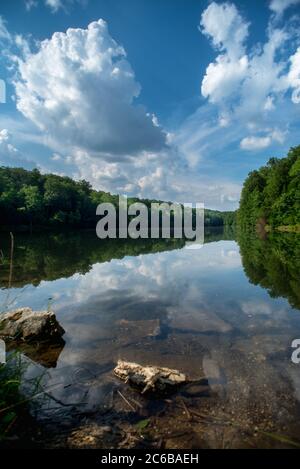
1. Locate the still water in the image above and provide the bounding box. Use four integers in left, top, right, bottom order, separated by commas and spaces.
0, 228, 300, 448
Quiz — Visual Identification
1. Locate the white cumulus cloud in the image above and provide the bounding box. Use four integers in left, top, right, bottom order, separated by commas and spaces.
240, 129, 286, 151
200, 2, 250, 105
200, 1, 300, 150
1, 17, 181, 202
200, 2, 249, 59
201, 54, 248, 104
14, 19, 167, 160
200, 4, 289, 113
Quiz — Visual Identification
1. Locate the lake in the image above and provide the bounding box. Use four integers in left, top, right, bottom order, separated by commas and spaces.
0, 227, 300, 448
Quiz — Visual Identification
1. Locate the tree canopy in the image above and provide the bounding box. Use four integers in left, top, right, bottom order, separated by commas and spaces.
238, 146, 300, 230
0, 167, 235, 230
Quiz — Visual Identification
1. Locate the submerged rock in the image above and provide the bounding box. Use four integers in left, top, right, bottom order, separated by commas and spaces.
114, 359, 186, 394
116, 319, 161, 344
67, 424, 115, 449
168, 310, 232, 334
0, 307, 65, 342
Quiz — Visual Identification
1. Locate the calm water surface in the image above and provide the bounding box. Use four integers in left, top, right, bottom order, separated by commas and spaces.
0, 229, 300, 448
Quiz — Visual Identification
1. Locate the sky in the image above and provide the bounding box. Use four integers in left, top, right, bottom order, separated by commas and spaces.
0, 0, 300, 210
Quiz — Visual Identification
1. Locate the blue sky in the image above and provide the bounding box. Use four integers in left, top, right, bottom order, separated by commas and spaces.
0, 0, 300, 210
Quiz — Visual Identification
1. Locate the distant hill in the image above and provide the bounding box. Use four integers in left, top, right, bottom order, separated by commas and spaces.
0, 166, 235, 231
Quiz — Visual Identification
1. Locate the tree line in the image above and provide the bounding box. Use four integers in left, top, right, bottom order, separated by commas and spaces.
0, 167, 235, 231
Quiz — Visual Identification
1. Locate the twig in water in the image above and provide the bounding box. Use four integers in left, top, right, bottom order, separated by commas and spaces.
128, 396, 143, 409
117, 389, 136, 412
180, 398, 192, 421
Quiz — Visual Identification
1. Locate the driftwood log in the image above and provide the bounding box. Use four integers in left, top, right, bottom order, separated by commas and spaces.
114, 360, 186, 394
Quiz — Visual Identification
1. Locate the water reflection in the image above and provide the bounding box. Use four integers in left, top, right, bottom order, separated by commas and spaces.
238, 231, 300, 310
5, 339, 65, 368
0, 227, 235, 288
0, 228, 300, 448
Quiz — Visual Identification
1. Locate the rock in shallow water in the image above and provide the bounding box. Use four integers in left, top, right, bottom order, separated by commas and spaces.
0, 307, 65, 342
114, 359, 186, 394
67, 424, 114, 449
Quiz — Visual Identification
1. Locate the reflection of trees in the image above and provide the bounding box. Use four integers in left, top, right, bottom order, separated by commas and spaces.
0, 232, 185, 288
204, 225, 236, 243
0, 228, 236, 289
238, 230, 300, 310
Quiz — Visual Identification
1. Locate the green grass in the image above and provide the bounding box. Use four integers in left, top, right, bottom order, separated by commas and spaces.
0, 353, 27, 441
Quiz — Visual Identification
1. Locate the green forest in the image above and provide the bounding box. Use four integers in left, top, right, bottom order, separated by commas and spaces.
0, 167, 235, 231
238, 146, 300, 231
